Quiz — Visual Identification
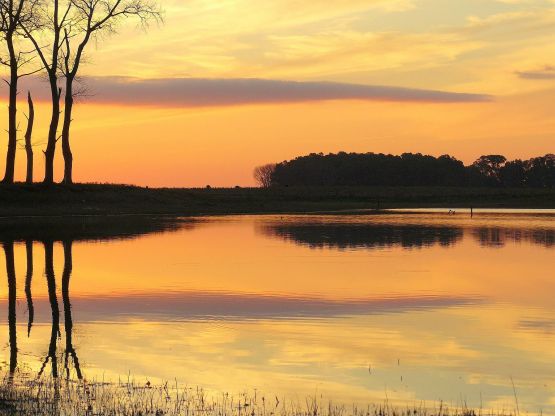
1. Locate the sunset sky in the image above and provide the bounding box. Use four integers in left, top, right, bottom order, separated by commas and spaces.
4, 0, 555, 186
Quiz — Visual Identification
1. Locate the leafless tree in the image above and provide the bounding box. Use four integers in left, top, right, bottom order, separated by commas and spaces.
21, 0, 72, 184
24, 91, 34, 183
0, 0, 42, 184
254, 163, 276, 188
59, 0, 161, 184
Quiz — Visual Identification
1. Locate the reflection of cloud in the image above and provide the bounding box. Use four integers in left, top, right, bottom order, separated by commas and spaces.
518, 319, 555, 334
15, 77, 491, 107
5, 292, 481, 322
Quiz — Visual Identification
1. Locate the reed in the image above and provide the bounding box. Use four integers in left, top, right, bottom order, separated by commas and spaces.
0, 375, 515, 416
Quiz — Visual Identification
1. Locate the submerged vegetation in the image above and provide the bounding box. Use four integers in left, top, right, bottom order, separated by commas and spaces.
0, 376, 515, 416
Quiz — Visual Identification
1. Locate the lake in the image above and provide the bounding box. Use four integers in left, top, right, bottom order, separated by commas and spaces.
0, 212, 554, 414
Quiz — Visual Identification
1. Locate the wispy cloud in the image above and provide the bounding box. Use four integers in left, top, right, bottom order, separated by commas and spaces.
516, 65, 555, 80
16, 77, 491, 107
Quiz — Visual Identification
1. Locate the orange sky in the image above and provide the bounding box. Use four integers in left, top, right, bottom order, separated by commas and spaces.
2, 0, 555, 186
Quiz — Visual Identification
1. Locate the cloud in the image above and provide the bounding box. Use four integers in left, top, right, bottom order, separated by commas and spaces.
516, 66, 555, 80
16, 77, 491, 107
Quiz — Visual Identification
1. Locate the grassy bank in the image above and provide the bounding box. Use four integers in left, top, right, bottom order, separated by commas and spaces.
0, 183, 554, 217
0, 377, 508, 416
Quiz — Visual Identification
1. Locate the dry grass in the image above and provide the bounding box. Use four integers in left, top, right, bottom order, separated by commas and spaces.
0, 375, 515, 416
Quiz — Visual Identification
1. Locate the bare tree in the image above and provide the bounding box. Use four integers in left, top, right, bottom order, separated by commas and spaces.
21, 0, 72, 184
254, 163, 276, 188
24, 91, 34, 183
59, 0, 160, 184
0, 0, 41, 184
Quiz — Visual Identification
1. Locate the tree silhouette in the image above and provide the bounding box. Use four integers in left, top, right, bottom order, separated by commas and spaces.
0, 0, 41, 184
21, 0, 69, 184
59, 0, 161, 184
471, 155, 507, 185
24, 92, 35, 184
253, 164, 276, 188
268, 152, 555, 188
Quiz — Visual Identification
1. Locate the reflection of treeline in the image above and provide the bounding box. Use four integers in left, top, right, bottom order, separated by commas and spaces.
473, 227, 555, 248
259, 152, 555, 188
261, 222, 555, 250
259, 223, 464, 249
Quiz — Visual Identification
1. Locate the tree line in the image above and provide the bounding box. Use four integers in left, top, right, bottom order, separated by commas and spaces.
254, 152, 555, 188
0, 0, 160, 185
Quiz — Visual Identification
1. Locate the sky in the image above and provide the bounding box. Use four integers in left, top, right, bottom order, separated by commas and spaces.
4, 0, 555, 186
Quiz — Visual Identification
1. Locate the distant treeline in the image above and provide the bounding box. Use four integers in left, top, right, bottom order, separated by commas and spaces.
255, 153, 555, 188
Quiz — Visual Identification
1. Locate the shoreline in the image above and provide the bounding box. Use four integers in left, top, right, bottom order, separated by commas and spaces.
0, 183, 553, 218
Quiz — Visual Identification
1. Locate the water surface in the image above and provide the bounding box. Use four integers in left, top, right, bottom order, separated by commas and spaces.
0, 213, 554, 413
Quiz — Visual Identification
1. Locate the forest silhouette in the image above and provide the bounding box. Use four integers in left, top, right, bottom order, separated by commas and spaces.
257, 153, 555, 188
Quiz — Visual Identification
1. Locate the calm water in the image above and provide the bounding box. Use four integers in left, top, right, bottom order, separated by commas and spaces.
1, 213, 555, 413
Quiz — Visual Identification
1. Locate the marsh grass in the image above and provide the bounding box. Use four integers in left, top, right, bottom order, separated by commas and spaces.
0, 375, 516, 416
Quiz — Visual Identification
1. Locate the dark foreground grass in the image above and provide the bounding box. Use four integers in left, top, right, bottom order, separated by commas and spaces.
0, 376, 512, 416
0, 183, 554, 217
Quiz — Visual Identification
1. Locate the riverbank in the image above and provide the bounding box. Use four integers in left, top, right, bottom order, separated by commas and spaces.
0, 183, 554, 217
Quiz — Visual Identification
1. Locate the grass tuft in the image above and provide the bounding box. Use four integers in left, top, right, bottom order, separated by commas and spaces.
0, 375, 515, 416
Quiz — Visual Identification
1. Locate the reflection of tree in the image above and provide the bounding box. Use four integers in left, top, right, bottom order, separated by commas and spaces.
25, 240, 33, 337
259, 223, 464, 250
35, 240, 83, 380
0, 216, 187, 243
2, 239, 83, 380
473, 227, 555, 248
0, 216, 186, 380
39, 241, 59, 379
62, 240, 82, 380
3, 242, 17, 377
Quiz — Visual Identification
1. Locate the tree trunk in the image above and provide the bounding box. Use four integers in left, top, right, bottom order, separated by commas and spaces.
61, 80, 74, 184
2, 34, 18, 185
44, 84, 61, 185
25, 93, 35, 184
